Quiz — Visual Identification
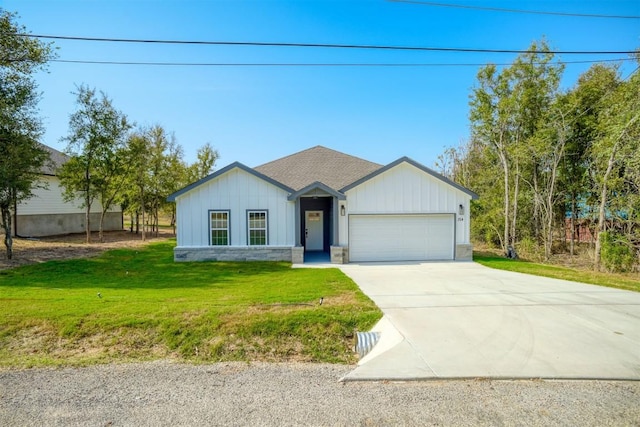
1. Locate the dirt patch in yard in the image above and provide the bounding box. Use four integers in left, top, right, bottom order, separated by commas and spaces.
0, 230, 173, 271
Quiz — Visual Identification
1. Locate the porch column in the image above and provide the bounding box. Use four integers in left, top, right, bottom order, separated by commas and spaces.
294, 198, 301, 246
332, 196, 339, 245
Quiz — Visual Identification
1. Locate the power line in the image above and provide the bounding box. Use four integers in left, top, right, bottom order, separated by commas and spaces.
48, 58, 635, 67
16, 34, 638, 55
388, 0, 640, 19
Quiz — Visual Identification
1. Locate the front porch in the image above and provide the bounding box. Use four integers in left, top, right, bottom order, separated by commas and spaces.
303, 251, 330, 263
290, 182, 348, 264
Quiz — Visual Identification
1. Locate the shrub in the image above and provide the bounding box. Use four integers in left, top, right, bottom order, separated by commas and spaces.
600, 231, 636, 273
516, 237, 544, 262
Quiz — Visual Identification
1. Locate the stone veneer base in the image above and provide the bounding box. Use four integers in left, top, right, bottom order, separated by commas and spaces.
174, 246, 296, 262
455, 244, 473, 261
174, 244, 472, 263
330, 246, 349, 264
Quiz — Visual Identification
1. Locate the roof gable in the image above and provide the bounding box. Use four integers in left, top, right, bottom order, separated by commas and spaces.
341, 156, 479, 199
167, 162, 294, 202
287, 181, 346, 201
254, 145, 382, 192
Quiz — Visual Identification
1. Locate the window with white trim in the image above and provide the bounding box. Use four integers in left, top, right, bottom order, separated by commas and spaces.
247, 210, 268, 246
209, 211, 230, 246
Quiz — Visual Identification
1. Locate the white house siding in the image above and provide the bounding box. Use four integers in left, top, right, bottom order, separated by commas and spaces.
14, 175, 122, 237
175, 167, 295, 248
17, 176, 117, 215
340, 162, 472, 251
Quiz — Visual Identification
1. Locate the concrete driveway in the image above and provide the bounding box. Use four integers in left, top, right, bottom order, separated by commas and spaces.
339, 262, 640, 381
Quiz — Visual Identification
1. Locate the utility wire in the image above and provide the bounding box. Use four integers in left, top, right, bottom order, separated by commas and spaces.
15, 34, 638, 55
48, 58, 634, 67
388, 0, 640, 19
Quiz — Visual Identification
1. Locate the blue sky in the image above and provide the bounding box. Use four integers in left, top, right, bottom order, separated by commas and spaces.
4, 0, 640, 169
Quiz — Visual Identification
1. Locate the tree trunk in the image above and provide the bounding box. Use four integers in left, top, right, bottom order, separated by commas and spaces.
141, 206, 146, 242
2, 206, 13, 260
532, 165, 541, 243
151, 204, 156, 235
499, 152, 510, 256
544, 215, 553, 261
84, 167, 91, 244
594, 181, 610, 271
511, 161, 520, 249
570, 195, 576, 256
595, 149, 617, 270
154, 206, 159, 237
544, 170, 559, 261
85, 203, 91, 244
99, 210, 105, 243
491, 129, 511, 256
545, 135, 566, 261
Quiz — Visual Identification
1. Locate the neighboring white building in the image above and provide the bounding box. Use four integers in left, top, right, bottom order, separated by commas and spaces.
168, 146, 478, 264
13, 145, 123, 237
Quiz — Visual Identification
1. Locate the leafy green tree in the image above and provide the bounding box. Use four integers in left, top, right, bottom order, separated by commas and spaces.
592, 66, 640, 270
124, 125, 191, 240
469, 40, 562, 256
124, 131, 151, 240
164, 147, 191, 235
0, 9, 55, 259
529, 94, 571, 260
444, 42, 639, 269
469, 62, 514, 252
146, 126, 179, 237
510, 44, 563, 246
58, 85, 132, 243
561, 64, 620, 255
188, 142, 219, 183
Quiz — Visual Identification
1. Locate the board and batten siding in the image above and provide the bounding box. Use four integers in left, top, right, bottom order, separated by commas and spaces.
339, 162, 471, 246
175, 167, 295, 247
16, 175, 119, 215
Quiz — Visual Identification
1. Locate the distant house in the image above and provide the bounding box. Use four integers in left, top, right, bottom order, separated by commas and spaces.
565, 218, 596, 243
13, 145, 123, 237
168, 146, 478, 264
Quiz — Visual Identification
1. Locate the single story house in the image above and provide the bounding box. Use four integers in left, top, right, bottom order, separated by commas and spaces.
13, 145, 123, 237
168, 146, 478, 264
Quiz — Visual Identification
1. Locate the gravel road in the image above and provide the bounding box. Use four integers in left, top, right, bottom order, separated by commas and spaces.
1, 361, 638, 426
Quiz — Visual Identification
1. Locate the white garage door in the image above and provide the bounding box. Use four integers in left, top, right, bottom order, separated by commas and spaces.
349, 214, 455, 262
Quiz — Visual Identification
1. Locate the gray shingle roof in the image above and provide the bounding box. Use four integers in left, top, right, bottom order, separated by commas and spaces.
40, 144, 69, 176
254, 146, 382, 191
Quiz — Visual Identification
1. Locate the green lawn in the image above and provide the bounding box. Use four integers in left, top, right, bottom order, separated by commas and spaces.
474, 252, 640, 293
0, 240, 381, 369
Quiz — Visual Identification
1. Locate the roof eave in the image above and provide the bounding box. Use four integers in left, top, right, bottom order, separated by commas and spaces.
287, 181, 346, 201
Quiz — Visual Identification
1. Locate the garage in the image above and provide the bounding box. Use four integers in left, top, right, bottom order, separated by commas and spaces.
348, 214, 455, 262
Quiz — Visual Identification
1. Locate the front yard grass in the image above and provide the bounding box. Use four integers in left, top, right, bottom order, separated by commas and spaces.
474, 252, 640, 293
0, 240, 381, 369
